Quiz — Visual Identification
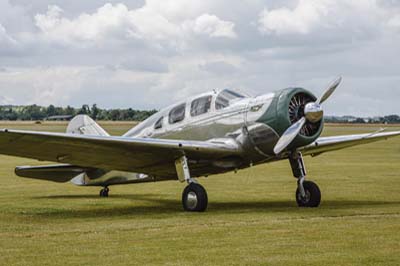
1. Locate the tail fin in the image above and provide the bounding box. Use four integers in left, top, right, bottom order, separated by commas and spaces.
66, 115, 109, 136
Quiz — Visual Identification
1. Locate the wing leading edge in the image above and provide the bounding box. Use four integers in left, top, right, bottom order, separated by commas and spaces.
0, 129, 242, 178
300, 130, 400, 156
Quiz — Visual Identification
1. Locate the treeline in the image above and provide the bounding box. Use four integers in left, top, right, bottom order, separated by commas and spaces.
325, 115, 400, 124
0, 104, 157, 121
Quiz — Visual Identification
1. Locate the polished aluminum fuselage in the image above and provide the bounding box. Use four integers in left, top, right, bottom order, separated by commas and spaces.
80, 90, 283, 186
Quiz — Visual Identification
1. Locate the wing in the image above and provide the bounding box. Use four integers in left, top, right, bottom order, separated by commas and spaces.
15, 164, 89, 183
300, 131, 400, 156
0, 129, 242, 178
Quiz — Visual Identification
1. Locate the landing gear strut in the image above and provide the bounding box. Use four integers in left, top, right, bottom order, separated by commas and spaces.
175, 156, 208, 212
99, 187, 109, 197
289, 151, 321, 207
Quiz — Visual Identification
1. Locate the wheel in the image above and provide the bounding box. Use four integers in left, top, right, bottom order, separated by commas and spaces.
182, 183, 208, 212
296, 181, 321, 207
99, 187, 109, 197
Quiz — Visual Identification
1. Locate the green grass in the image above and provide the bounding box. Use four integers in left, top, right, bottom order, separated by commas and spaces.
0, 122, 399, 266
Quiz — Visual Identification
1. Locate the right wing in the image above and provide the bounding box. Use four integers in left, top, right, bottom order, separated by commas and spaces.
300, 130, 400, 156
0, 129, 242, 178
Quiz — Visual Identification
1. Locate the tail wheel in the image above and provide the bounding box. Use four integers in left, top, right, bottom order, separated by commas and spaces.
296, 181, 321, 207
99, 187, 109, 197
182, 183, 208, 212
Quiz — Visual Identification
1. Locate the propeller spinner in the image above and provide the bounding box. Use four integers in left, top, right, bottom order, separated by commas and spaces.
273, 77, 342, 155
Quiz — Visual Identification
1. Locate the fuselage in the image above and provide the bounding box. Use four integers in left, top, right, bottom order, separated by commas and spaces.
125, 87, 322, 157
80, 87, 324, 186
125, 89, 272, 140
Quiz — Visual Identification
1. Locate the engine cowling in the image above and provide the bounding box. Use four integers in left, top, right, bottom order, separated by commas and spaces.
256, 87, 324, 153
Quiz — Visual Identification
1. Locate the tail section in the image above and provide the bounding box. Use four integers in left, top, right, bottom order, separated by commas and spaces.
66, 115, 109, 136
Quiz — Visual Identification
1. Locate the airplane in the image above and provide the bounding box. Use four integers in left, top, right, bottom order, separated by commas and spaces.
1, 77, 399, 212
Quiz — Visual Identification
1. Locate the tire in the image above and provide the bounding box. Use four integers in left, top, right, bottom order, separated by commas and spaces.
99, 188, 109, 197
296, 181, 321, 207
182, 183, 208, 212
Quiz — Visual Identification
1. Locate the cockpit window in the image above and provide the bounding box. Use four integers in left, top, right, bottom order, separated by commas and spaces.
154, 116, 163, 129
169, 103, 186, 124
215, 89, 245, 110
191, 96, 212, 117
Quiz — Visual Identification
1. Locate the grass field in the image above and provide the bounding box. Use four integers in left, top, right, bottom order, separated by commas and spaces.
0, 122, 399, 266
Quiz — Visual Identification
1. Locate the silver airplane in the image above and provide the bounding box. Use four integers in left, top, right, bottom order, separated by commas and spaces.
1, 77, 399, 212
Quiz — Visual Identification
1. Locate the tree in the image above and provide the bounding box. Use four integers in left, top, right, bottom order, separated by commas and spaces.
78, 104, 90, 115
65, 106, 76, 115
46, 105, 56, 117
354, 118, 366, 124
384, 115, 400, 124
91, 104, 100, 120
22, 105, 45, 120
109, 109, 121, 121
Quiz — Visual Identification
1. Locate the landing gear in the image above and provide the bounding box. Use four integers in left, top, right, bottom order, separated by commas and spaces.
99, 187, 109, 197
289, 151, 321, 208
182, 183, 208, 212
175, 155, 208, 212
296, 180, 321, 207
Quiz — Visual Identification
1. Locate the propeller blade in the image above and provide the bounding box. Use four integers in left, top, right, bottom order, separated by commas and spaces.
274, 117, 306, 155
317, 76, 342, 104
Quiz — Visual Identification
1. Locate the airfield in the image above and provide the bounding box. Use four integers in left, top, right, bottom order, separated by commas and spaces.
0, 121, 399, 265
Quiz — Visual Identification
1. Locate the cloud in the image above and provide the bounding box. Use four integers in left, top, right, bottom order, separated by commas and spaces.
117, 56, 169, 73
35, 4, 144, 44
34, 3, 236, 50
0, 66, 90, 106
258, 1, 326, 35
184, 14, 236, 38
0, 0, 400, 116
257, 0, 391, 37
199, 60, 238, 75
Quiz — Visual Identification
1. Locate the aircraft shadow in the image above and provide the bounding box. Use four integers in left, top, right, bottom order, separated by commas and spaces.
31, 193, 400, 219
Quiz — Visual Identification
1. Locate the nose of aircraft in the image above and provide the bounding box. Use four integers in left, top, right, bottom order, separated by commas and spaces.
273, 76, 342, 154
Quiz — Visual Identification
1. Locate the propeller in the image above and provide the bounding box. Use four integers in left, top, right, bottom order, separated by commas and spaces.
273, 77, 342, 155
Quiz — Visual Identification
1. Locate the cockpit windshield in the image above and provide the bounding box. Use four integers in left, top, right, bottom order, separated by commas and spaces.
215, 89, 246, 110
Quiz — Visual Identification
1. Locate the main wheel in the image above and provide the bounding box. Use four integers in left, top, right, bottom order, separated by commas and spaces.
296, 181, 321, 207
182, 183, 208, 212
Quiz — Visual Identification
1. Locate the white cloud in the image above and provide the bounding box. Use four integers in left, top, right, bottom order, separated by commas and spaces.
1, 0, 400, 116
34, 3, 236, 49
257, 0, 391, 36
258, 1, 326, 35
184, 14, 236, 38
35, 4, 142, 44
0, 66, 90, 106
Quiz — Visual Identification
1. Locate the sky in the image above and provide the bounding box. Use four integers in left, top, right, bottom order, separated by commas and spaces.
0, 0, 399, 116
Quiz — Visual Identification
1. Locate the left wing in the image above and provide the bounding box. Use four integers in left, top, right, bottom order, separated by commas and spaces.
0, 129, 242, 178
300, 130, 400, 156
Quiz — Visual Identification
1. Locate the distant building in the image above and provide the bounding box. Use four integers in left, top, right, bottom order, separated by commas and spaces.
46, 115, 73, 121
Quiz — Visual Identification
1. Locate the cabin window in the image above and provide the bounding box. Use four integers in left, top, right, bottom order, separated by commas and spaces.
154, 116, 163, 129
169, 103, 186, 124
215, 89, 245, 110
190, 96, 212, 117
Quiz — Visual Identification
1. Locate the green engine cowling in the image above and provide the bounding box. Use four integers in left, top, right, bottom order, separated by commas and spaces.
257, 87, 324, 152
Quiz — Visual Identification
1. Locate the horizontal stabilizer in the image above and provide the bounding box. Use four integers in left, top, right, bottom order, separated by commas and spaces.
15, 164, 88, 183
